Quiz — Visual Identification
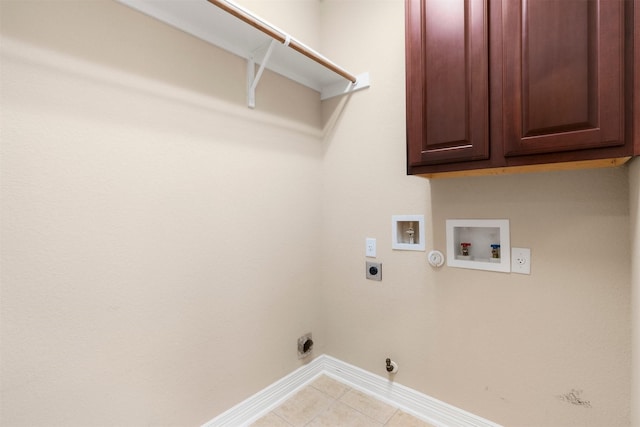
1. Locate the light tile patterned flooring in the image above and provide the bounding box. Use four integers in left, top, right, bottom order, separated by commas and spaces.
251, 375, 436, 427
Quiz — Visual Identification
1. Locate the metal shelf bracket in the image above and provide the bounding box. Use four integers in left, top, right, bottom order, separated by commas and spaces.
247, 39, 278, 109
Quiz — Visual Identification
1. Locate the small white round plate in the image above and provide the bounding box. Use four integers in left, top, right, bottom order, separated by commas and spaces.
427, 250, 445, 268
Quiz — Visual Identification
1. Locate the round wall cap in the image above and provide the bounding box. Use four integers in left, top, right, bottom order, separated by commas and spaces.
428, 250, 445, 268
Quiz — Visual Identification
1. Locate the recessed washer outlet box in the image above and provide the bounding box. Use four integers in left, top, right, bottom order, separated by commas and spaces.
445, 219, 511, 273
392, 215, 425, 251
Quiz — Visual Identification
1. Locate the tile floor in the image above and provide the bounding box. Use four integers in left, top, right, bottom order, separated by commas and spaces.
251, 375, 436, 427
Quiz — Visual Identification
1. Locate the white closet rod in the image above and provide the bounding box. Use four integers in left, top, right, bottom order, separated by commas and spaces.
207, 0, 359, 84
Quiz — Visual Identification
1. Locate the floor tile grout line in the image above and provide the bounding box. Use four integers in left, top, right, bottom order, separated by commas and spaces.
383, 408, 400, 426
338, 386, 401, 424
308, 376, 400, 426
306, 406, 380, 427
306, 380, 345, 426
275, 411, 294, 427
339, 394, 396, 425
303, 390, 334, 427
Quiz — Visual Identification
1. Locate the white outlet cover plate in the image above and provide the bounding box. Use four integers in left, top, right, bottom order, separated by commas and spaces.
366, 238, 376, 257
511, 247, 531, 275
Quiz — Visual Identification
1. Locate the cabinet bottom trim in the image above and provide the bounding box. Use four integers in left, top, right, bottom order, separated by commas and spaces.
419, 157, 632, 179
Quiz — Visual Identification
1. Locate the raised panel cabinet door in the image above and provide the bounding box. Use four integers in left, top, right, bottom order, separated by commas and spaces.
501, 0, 625, 157
405, 0, 489, 166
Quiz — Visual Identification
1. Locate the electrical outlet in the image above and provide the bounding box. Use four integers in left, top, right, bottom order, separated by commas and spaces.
366, 238, 376, 257
366, 261, 382, 281
511, 247, 531, 275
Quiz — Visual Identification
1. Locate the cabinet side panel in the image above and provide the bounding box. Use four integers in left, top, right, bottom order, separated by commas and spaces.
405, 0, 427, 167
634, 0, 640, 154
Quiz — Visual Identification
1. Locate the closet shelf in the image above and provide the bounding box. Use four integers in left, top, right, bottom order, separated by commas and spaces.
116, 0, 370, 108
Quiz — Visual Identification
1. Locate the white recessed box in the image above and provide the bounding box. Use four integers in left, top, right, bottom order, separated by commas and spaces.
446, 219, 511, 272
392, 215, 425, 251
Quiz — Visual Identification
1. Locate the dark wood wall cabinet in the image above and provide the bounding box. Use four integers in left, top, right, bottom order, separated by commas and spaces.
405, 0, 640, 178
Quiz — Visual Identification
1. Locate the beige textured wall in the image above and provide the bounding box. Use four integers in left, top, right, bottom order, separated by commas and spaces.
320, 1, 631, 426
631, 158, 640, 427
0, 0, 634, 426
0, 1, 324, 425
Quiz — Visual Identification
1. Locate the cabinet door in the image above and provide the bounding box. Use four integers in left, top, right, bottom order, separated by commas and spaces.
501, 0, 625, 157
405, 0, 489, 166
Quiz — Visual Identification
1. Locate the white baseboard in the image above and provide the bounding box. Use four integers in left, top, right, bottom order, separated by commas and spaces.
202, 354, 502, 427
